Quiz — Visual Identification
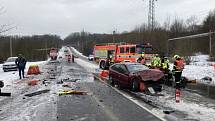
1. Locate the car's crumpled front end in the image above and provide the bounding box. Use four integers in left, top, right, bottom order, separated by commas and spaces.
135, 69, 164, 92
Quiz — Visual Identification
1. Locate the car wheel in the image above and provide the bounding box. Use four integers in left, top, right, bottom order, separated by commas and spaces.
99, 61, 106, 69
131, 79, 140, 92
109, 75, 115, 86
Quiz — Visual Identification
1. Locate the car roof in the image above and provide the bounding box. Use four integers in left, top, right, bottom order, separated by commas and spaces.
8, 57, 18, 59
114, 62, 142, 66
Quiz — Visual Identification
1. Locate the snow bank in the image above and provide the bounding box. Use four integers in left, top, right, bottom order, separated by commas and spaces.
75, 58, 100, 73
160, 96, 215, 121
0, 61, 46, 91
70, 47, 88, 59
182, 54, 215, 84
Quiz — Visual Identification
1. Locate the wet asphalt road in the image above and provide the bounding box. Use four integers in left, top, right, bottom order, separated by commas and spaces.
57, 61, 161, 121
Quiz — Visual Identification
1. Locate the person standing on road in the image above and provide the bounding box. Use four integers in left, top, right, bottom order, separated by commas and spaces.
15, 54, 27, 79
172, 55, 184, 89
137, 53, 145, 65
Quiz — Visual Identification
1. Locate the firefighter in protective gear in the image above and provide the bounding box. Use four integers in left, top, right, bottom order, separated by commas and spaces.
161, 56, 170, 73
137, 53, 145, 64
151, 54, 161, 68
173, 55, 185, 89
106, 55, 114, 69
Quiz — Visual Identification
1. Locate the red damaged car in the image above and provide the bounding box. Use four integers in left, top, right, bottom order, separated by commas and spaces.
109, 63, 164, 92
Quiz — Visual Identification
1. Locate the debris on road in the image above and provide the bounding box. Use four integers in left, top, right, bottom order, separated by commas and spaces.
27, 79, 39, 86
62, 83, 73, 87
58, 90, 87, 96
201, 76, 212, 83
163, 110, 175, 114
24, 89, 50, 97
62, 78, 80, 82
57, 80, 63, 84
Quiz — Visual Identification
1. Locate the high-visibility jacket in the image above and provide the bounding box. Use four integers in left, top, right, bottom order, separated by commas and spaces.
173, 59, 184, 72
162, 59, 169, 69
151, 56, 161, 67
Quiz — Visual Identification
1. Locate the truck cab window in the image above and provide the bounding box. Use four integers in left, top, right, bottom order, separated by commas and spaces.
126, 47, 129, 53
130, 47, 135, 53
120, 47, 124, 53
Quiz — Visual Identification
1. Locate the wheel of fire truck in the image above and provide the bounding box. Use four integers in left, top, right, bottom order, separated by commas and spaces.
131, 78, 140, 92
99, 60, 107, 70
109, 75, 115, 86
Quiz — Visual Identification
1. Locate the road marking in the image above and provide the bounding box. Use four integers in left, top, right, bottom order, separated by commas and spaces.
95, 76, 166, 121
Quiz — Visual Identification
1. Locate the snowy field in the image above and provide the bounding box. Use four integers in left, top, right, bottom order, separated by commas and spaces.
183, 55, 215, 84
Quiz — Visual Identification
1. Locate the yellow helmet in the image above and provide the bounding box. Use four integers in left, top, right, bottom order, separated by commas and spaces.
174, 55, 180, 59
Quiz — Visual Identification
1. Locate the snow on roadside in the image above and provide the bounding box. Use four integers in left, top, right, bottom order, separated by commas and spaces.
70, 47, 88, 59
68, 46, 100, 73
182, 54, 215, 84
159, 92, 215, 121
0, 61, 46, 91
75, 58, 100, 73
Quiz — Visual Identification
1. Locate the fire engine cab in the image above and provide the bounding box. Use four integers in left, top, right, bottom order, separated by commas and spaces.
93, 43, 153, 69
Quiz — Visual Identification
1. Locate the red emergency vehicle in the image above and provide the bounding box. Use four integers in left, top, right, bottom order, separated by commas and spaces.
50, 48, 58, 60
93, 43, 154, 69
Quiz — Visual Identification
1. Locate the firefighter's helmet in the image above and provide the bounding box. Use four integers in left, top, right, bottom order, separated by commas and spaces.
174, 55, 180, 59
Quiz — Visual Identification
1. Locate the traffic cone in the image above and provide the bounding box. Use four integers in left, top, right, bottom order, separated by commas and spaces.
27, 65, 40, 75
175, 89, 181, 103
100, 70, 109, 78
27, 66, 33, 75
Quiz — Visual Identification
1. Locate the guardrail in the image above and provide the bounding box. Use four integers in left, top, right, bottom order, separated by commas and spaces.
187, 82, 215, 99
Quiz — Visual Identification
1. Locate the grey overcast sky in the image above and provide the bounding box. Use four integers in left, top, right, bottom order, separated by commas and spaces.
0, 0, 215, 38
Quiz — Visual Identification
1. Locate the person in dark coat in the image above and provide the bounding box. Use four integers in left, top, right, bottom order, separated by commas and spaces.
15, 54, 27, 79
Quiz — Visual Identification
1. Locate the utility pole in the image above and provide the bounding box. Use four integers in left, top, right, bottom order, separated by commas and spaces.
10, 36, 12, 57
147, 0, 157, 31
113, 30, 116, 43
209, 30, 212, 57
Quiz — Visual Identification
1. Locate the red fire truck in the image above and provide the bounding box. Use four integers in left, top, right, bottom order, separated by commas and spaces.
93, 43, 154, 69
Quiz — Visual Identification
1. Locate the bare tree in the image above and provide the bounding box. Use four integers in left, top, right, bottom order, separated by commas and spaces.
186, 16, 199, 33
0, 6, 16, 34
170, 17, 186, 37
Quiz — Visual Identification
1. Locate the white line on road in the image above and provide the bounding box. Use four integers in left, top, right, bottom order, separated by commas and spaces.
95, 76, 166, 121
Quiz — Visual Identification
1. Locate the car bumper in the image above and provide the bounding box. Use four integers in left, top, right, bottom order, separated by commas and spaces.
3, 67, 18, 71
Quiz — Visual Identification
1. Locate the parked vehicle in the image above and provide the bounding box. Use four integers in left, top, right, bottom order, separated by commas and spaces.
109, 63, 164, 92
3, 57, 18, 72
93, 42, 154, 69
88, 54, 94, 61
